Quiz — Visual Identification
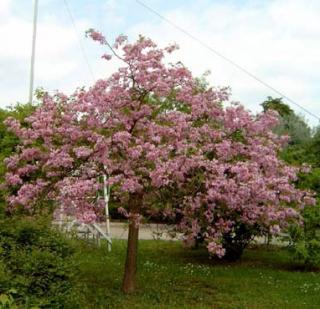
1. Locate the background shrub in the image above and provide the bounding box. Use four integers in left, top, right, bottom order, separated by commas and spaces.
0, 217, 81, 308
287, 203, 320, 269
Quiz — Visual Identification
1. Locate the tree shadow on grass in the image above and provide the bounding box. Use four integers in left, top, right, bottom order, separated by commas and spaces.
156, 241, 320, 273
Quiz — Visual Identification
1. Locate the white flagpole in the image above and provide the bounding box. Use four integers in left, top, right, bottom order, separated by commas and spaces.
29, 0, 39, 103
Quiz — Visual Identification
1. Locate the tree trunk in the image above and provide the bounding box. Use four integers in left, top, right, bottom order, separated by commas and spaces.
122, 194, 141, 294
222, 224, 253, 261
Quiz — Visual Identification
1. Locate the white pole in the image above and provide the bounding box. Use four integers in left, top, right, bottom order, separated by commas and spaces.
103, 174, 111, 251
29, 0, 39, 103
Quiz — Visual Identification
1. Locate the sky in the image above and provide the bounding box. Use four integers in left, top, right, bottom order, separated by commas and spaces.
1, 0, 320, 127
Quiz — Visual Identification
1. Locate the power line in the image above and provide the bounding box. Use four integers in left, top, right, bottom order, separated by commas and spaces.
135, 0, 320, 122
63, 0, 95, 82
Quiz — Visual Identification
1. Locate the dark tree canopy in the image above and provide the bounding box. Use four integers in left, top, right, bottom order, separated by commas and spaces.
262, 97, 311, 145
261, 96, 293, 117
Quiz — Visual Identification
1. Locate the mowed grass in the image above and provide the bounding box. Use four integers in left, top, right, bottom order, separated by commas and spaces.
73, 240, 320, 309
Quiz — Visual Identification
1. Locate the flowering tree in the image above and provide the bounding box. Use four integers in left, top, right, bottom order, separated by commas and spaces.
3, 31, 220, 293
165, 104, 315, 260
3, 30, 315, 292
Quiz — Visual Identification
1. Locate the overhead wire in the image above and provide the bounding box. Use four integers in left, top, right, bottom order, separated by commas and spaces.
135, 0, 320, 122
62, 0, 96, 83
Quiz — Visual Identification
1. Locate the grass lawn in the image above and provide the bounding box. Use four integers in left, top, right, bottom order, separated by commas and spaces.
74, 240, 320, 309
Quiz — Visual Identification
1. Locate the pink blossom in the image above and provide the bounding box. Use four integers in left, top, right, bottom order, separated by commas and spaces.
118, 207, 129, 217
113, 34, 128, 48
207, 242, 226, 258
300, 163, 311, 174
78, 210, 97, 224
270, 225, 281, 235
74, 146, 93, 158
5, 173, 22, 186
121, 178, 142, 193
102, 54, 112, 61
85, 29, 106, 44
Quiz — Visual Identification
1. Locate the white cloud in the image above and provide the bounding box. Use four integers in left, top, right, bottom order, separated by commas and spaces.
1, 0, 319, 127
128, 0, 320, 126
103, 0, 125, 25
0, 0, 10, 17
0, 0, 95, 106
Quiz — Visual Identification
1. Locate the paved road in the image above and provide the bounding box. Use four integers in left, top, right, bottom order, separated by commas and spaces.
102, 222, 181, 240
56, 220, 285, 245
95, 222, 285, 245
55, 219, 182, 240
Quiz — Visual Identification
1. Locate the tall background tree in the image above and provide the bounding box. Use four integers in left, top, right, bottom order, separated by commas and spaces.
263, 97, 320, 267
262, 96, 311, 146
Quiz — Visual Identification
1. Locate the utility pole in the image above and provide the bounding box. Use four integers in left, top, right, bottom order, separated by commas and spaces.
29, 0, 39, 103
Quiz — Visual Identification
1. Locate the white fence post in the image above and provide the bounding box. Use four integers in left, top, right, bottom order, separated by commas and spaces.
103, 174, 111, 251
